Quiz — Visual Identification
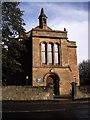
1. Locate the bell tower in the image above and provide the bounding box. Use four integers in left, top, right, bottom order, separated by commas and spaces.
38, 8, 48, 29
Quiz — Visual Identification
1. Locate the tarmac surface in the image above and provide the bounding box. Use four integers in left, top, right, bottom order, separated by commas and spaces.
2, 98, 90, 120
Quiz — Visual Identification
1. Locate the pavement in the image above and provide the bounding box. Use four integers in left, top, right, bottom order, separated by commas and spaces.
1, 97, 90, 120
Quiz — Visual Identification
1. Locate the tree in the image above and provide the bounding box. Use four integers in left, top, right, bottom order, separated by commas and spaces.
79, 60, 90, 85
2, 2, 27, 85
2, 2, 25, 39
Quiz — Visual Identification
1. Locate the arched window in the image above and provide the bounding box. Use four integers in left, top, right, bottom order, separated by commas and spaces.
48, 43, 53, 64
54, 43, 59, 64
41, 42, 47, 64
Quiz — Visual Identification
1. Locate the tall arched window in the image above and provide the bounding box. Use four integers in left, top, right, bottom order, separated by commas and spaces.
55, 43, 59, 64
48, 43, 53, 64
41, 42, 47, 64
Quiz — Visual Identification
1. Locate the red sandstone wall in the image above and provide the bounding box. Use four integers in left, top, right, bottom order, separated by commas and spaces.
33, 67, 71, 95
32, 29, 80, 95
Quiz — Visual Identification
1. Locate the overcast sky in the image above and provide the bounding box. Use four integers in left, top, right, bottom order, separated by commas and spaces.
18, 2, 88, 64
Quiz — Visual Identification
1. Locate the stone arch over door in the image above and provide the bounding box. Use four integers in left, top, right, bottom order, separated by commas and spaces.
44, 72, 60, 96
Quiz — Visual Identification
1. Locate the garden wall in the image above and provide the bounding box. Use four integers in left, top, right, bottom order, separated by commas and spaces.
1, 86, 53, 100
75, 86, 90, 99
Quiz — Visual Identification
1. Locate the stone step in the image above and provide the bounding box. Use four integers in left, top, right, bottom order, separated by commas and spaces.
54, 95, 72, 101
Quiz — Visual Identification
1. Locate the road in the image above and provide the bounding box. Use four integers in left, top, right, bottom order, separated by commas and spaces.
2, 100, 90, 120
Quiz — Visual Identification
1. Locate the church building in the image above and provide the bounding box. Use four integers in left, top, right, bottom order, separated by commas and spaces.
25, 8, 80, 96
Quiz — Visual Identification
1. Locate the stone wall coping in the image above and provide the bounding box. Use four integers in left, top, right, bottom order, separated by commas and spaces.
32, 28, 67, 33
31, 28, 68, 39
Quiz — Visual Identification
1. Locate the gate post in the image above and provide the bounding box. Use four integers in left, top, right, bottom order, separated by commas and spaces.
71, 82, 77, 100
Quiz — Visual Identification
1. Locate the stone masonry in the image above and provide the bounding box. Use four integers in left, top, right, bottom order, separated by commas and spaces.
24, 8, 80, 96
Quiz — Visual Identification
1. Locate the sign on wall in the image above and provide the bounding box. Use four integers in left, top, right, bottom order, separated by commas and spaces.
36, 78, 43, 83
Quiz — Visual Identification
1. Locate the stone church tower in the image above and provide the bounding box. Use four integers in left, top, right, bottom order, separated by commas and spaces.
26, 8, 80, 95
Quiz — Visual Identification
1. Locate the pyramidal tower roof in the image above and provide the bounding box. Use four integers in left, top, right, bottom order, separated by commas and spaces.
38, 8, 47, 19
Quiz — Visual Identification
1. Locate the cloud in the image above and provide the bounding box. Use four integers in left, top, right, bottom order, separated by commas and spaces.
19, 2, 88, 28
16, 0, 89, 2
46, 3, 88, 63
19, 2, 88, 63
49, 20, 88, 63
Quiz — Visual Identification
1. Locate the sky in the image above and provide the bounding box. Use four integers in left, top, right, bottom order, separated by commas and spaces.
18, 2, 88, 64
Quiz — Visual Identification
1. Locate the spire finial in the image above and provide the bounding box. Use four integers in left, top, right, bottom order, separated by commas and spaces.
39, 8, 47, 18
41, 8, 44, 16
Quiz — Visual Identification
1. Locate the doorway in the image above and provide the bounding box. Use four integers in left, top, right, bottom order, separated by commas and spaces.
46, 74, 60, 96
